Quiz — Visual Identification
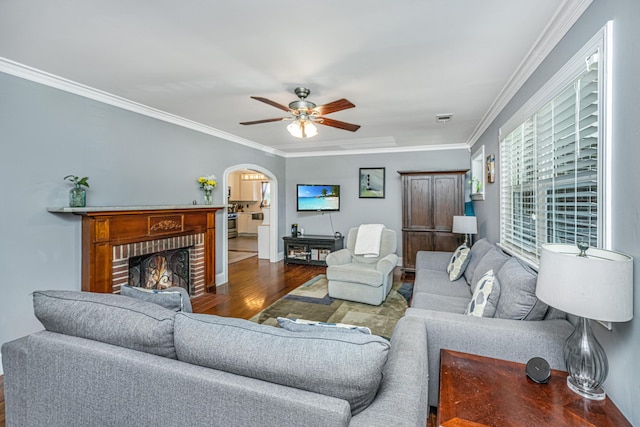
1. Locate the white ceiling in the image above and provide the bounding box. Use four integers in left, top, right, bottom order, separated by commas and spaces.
0, 1, 589, 157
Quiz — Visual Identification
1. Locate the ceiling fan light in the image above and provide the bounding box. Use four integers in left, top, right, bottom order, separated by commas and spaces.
287, 119, 317, 138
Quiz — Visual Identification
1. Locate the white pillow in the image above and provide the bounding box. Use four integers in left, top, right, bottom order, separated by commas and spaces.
446, 244, 471, 281
277, 317, 372, 334
465, 270, 501, 317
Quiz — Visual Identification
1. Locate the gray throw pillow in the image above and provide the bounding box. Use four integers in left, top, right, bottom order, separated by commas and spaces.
277, 317, 372, 334
174, 313, 390, 415
494, 258, 549, 321
470, 247, 510, 293
463, 238, 494, 285
33, 290, 177, 358
121, 285, 192, 313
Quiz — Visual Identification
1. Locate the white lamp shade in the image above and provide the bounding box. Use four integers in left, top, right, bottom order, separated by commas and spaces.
452, 216, 477, 235
287, 119, 317, 138
536, 244, 633, 322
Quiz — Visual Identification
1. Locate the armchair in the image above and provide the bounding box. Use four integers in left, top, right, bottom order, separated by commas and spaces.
325, 227, 398, 305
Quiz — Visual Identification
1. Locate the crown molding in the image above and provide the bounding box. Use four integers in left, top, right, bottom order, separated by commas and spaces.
284, 143, 470, 158
466, 0, 593, 146
0, 57, 287, 157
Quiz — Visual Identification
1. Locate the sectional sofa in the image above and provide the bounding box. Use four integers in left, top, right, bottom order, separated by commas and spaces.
405, 238, 574, 406
2, 290, 429, 427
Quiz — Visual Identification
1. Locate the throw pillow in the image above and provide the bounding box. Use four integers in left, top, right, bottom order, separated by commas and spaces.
120, 285, 193, 313
277, 317, 372, 334
494, 258, 549, 321
33, 290, 177, 358
446, 244, 471, 281
174, 313, 390, 416
463, 238, 494, 285
465, 270, 501, 317
470, 247, 510, 293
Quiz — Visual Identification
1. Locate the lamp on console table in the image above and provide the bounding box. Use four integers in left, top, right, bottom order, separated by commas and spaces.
452, 215, 477, 247
536, 243, 633, 400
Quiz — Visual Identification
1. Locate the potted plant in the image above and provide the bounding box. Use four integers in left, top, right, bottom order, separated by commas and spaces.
470, 177, 484, 201
64, 175, 89, 207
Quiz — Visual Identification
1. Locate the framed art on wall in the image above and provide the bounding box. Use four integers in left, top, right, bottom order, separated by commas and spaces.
359, 167, 385, 198
486, 154, 495, 183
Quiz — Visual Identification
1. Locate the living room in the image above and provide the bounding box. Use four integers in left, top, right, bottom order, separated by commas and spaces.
1, 0, 639, 425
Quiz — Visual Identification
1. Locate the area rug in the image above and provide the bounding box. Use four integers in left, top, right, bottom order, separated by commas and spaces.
249, 275, 408, 339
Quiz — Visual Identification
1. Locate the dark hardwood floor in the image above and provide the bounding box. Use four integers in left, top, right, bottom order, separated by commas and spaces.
0, 258, 429, 426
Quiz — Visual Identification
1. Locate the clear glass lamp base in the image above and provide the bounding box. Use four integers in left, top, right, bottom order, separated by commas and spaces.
567, 376, 606, 400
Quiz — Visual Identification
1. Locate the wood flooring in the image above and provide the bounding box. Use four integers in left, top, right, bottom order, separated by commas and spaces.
0, 258, 430, 426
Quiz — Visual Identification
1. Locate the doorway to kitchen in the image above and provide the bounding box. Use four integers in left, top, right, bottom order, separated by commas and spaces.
222, 165, 277, 284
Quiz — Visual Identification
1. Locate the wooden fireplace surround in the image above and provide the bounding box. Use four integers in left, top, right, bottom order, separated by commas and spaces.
50, 206, 223, 294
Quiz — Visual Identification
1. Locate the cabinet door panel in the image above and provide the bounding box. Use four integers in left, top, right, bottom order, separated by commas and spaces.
433, 175, 461, 230
403, 231, 434, 270
405, 175, 433, 229
433, 232, 462, 252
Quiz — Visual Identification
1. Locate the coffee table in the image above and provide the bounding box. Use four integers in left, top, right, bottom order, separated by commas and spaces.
437, 349, 631, 427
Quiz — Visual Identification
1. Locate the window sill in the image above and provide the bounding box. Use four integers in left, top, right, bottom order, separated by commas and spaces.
471, 193, 485, 201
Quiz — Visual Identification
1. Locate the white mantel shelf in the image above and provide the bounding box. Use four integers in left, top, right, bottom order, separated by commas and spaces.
47, 205, 227, 214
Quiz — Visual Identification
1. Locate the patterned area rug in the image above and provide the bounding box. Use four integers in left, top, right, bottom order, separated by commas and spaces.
249, 275, 408, 339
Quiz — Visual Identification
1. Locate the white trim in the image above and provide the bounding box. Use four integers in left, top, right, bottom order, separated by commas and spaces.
499, 22, 611, 139
0, 57, 287, 157
284, 143, 470, 158
467, 0, 594, 146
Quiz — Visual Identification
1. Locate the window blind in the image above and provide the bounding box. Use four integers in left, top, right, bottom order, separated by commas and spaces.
500, 56, 601, 264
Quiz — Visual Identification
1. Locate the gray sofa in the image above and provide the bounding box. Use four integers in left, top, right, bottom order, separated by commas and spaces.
405, 238, 574, 407
2, 290, 429, 427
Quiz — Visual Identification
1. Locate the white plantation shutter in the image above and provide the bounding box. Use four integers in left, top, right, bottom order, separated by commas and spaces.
500, 44, 606, 265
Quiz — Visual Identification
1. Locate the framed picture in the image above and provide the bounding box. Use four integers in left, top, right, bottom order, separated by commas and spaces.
359, 167, 385, 198
486, 154, 495, 183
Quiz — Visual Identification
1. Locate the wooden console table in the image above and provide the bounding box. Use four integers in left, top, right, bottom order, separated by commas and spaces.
437, 350, 630, 427
283, 235, 344, 266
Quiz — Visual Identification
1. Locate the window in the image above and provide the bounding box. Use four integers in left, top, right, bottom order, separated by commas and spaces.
499, 23, 611, 265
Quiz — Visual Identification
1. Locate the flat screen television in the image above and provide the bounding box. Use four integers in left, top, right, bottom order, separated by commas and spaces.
297, 184, 340, 212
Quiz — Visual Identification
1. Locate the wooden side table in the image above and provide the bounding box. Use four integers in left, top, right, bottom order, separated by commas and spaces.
437, 349, 631, 427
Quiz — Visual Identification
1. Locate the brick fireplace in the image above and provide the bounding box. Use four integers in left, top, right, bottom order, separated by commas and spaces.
49, 206, 223, 296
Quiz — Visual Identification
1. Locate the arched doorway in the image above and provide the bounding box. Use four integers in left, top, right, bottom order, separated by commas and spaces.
219, 164, 278, 284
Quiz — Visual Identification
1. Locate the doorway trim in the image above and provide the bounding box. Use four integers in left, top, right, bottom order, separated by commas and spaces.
220, 164, 279, 285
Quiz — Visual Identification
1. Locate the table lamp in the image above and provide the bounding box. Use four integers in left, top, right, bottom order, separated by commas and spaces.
452, 215, 477, 247
536, 243, 633, 400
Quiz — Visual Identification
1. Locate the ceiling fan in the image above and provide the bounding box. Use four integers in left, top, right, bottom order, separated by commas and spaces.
240, 87, 361, 138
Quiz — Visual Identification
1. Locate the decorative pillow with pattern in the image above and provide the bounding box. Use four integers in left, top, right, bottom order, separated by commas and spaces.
277, 317, 372, 334
446, 244, 471, 281
465, 270, 501, 317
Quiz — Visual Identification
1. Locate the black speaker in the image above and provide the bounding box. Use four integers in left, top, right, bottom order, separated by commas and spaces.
526, 357, 551, 384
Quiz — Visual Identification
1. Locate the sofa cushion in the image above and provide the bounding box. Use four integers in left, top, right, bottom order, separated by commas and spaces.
470, 247, 510, 293
465, 270, 501, 317
174, 313, 390, 415
414, 269, 471, 299
120, 285, 193, 313
33, 290, 177, 358
463, 238, 494, 285
410, 293, 470, 313
495, 258, 549, 321
276, 317, 372, 335
446, 245, 471, 281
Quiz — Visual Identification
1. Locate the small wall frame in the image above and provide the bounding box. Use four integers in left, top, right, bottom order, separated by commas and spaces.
359, 167, 385, 198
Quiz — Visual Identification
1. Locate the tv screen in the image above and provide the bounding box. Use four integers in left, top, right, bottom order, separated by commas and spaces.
297, 184, 340, 212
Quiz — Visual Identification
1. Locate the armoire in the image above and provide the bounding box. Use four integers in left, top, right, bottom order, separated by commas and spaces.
398, 170, 467, 272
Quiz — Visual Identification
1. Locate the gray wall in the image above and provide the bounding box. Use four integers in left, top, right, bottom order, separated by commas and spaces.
0, 72, 285, 354
471, 0, 640, 423
286, 150, 470, 256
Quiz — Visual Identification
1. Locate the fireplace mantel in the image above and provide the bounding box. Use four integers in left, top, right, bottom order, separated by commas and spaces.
48, 205, 225, 294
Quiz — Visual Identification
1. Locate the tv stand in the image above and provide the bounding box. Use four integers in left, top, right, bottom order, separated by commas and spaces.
283, 234, 344, 266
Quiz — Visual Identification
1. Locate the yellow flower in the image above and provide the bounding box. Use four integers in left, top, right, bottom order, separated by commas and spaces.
206, 180, 216, 187
198, 177, 206, 183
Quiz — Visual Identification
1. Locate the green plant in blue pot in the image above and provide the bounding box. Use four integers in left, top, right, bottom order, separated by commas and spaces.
64, 175, 89, 207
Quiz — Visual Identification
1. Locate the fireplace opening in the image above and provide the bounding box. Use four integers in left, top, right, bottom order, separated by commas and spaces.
129, 248, 191, 295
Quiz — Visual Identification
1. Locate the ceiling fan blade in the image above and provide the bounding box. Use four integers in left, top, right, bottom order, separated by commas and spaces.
315, 99, 355, 115
250, 96, 290, 112
317, 117, 361, 132
239, 117, 288, 125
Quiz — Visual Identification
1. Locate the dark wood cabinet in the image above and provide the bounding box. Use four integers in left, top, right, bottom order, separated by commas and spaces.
283, 235, 344, 266
398, 171, 466, 271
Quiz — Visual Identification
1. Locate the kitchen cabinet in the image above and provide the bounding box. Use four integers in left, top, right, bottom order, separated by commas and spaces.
240, 180, 260, 201
238, 213, 261, 234
228, 173, 241, 201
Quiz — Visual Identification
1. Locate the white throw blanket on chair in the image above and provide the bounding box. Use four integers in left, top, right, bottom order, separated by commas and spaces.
354, 224, 386, 258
